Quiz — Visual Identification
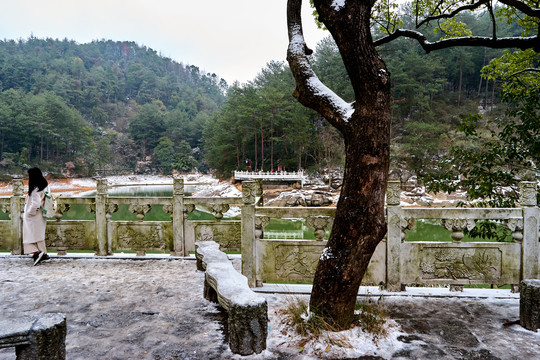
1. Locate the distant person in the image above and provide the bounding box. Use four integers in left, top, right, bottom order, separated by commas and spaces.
23, 167, 50, 266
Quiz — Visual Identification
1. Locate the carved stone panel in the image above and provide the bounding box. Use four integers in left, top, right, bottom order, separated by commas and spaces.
45, 222, 94, 250
194, 222, 241, 252
419, 247, 501, 282
386, 180, 401, 206
0, 222, 11, 249
520, 181, 537, 207
274, 244, 323, 281
113, 223, 166, 251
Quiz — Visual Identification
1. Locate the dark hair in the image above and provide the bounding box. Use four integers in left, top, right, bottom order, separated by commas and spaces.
27, 167, 48, 195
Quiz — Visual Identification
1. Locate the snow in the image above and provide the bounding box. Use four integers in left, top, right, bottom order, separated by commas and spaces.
288, 16, 354, 123
306, 76, 354, 122
1, 255, 539, 359
288, 24, 305, 56
319, 246, 333, 261
267, 305, 404, 359
331, 0, 346, 11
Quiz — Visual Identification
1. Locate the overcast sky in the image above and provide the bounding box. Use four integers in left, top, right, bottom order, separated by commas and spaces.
0, 0, 328, 85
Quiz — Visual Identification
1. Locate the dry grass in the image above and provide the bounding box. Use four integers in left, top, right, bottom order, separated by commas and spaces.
279, 296, 390, 351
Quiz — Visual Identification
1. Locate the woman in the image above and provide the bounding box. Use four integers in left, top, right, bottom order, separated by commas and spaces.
23, 167, 50, 265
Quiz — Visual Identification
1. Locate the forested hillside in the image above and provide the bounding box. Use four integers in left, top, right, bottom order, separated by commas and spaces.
0, 37, 226, 177
204, 8, 523, 179
0, 9, 526, 180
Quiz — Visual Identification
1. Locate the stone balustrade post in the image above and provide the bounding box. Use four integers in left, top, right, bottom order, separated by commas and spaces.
386, 180, 403, 291
254, 178, 263, 206
172, 177, 186, 256
10, 178, 24, 255
520, 181, 539, 279
241, 181, 257, 287
95, 178, 109, 256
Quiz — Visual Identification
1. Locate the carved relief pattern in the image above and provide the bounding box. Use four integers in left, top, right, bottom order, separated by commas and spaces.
441, 219, 476, 242
12, 179, 24, 196
209, 204, 229, 221
46, 224, 88, 249
106, 203, 119, 215
255, 215, 270, 229
194, 223, 241, 251
242, 182, 257, 204
504, 218, 524, 242
96, 179, 108, 195
306, 216, 333, 241
220, 223, 241, 251
400, 217, 416, 241
173, 178, 184, 195
386, 181, 401, 206
420, 248, 501, 281
275, 245, 322, 280
162, 204, 173, 214
53, 203, 71, 220
116, 224, 165, 250
129, 204, 152, 221
87, 204, 96, 214
184, 204, 195, 220
519, 181, 537, 207
255, 215, 270, 240
0, 202, 10, 214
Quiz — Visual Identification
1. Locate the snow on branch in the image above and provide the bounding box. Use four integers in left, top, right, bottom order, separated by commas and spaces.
497, 0, 540, 18
287, 0, 353, 130
374, 29, 540, 52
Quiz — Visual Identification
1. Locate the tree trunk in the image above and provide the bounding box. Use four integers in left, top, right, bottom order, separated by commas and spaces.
458, 63, 463, 106
270, 112, 275, 171
310, 113, 389, 327
287, 0, 391, 328
491, 78, 496, 111
260, 122, 265, 171
254, 125, 258, 171
236, 143, 240, 169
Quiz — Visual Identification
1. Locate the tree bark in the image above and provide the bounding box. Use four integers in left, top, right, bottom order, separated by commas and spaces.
458, 63, 463, 106
287, 0, 390, 328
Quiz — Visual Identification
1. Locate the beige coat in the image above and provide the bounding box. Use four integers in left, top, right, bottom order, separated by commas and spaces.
22, 188, 47, 244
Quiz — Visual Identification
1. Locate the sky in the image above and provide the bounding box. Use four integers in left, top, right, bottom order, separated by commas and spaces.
0, 0, 328, 85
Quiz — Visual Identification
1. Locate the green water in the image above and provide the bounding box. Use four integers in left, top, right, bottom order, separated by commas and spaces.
59, 203, 217, 222
403, 219, 512, 242
263, 218, 324, 240
0, 186, 216, 222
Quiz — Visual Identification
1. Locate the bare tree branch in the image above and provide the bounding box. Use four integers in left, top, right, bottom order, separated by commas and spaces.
374, 29, 540, 52
497, 0, 540, 18
487, 1, 497, 40
510, 67, 540, 77
286, 0, 353, 131
416, 0, 489, 28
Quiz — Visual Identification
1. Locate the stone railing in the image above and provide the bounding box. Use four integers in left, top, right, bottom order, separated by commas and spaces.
0, 177, 242, 256
241, 180, 540, 291
1, 177, 538, 292
233, 170, 305, 186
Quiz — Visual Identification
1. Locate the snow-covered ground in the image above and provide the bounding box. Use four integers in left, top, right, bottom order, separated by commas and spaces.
0, 174, 242, 198
1, 255, 538, 360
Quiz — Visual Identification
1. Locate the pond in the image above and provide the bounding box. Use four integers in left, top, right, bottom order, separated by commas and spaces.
62, 185, 222, 222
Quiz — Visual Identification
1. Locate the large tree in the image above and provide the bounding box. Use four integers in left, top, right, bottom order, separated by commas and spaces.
286, 0, 539, 328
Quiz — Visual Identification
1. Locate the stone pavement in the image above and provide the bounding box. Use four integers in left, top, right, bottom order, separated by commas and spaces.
1, 254, 539, 359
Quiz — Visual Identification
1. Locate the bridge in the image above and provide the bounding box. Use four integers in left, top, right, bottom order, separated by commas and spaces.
233, 170, 305, 187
